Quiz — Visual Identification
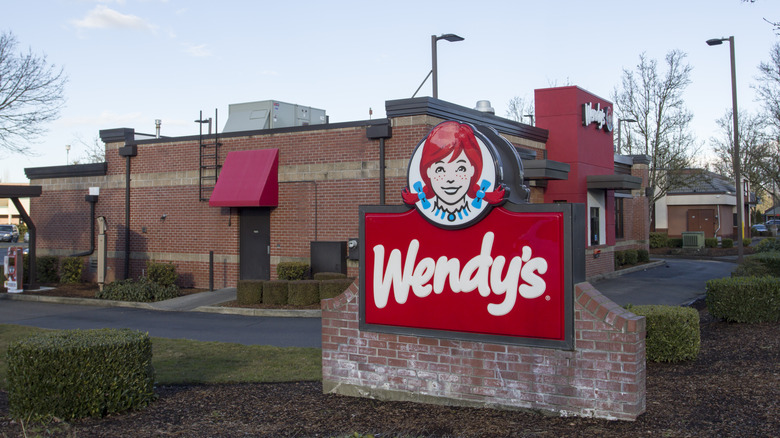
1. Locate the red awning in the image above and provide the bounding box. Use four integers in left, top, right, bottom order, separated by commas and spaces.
209, 149, 278, 207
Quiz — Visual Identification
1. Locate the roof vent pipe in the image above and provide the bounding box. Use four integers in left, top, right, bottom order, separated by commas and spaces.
474, 100, 495, 114
155, 119, 161, 138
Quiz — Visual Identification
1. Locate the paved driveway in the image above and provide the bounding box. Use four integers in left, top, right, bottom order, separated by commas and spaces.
593, 257, 736, 306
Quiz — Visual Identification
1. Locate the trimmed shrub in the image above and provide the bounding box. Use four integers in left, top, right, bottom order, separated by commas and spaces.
668, 238, 683, 248
721, 238, 733, 249
625, 304, 700, 362
624, 249, 639, 265
320, 278, 356, 300
743, 238, 752, 248
649, 232, 668, 249
97, 276, 180, 302
237, 280, 263, 305
638, 249, 650, 263
706, 276, 780, 323
288, 280, 320, 306
263, 280, 289, 305
704, 238, 717, 248
614, 250, 626, 268
277, 262, 309, 280
755, 237, 780, 253
59, 257, 84, 284
313, 272, 348, 280
6, 328, 155, 420
732, 252, 780, 278
146, 260, 177, 287
37, 256, 60, 284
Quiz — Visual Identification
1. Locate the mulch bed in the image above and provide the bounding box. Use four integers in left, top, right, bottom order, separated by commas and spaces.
1, 299, 778, 437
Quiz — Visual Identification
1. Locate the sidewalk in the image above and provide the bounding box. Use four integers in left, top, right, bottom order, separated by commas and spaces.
0, 287, 322, 318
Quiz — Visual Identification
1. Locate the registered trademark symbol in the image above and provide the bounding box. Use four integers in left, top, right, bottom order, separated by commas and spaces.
545, 295, 551, 301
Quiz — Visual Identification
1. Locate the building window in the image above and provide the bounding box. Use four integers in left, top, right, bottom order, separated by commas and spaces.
590, 207, 600, 246
615, 197, 624, 239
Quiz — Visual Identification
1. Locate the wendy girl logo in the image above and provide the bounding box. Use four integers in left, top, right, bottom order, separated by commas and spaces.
402, 121, 509, 229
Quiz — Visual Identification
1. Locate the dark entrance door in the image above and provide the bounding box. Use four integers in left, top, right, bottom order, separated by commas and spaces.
687, 209, 716, 237
240, 208, 270, 280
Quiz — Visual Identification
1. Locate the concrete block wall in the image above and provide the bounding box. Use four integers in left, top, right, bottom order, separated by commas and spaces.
322, 281, 646, 420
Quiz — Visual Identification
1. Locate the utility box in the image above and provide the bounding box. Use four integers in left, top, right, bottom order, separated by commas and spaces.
681, 231, 705, 249
223, 100, 327, 132
310, 241, 347, 276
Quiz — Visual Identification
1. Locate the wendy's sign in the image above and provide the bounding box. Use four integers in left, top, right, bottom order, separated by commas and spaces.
360, 121, 583, 349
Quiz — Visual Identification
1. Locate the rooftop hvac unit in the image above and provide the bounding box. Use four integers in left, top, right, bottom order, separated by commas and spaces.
681, 231, 705, 249
223, 100, 327, 133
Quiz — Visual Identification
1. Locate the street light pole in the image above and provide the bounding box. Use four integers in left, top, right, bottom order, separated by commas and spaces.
707, 36, 743, 262
431, 33, 464, 99
617, 118, 637, 154
66, 144, 71, 164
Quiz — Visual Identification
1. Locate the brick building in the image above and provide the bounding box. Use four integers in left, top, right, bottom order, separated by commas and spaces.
25, 87, 649, 289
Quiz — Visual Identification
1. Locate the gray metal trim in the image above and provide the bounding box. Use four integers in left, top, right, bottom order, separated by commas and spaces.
523, 159, 570, 180
25, 162, 108, 180
386, 97, 549, 143
586, 174, 642, 190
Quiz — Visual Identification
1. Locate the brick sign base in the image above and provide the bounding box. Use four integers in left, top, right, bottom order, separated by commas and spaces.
322, 281, 646, 421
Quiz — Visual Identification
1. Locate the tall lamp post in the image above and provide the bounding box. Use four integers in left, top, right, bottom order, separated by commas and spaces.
707, 36, 743, 262
616, 118, 637, 154
431, 33, 464, 99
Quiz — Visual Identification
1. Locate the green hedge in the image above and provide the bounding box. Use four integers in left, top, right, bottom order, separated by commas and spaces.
313, 272, 348, 280
721, 238, 733, 248
263, 280, 289, 305
668, 238, 683, 248
6, 328, 155, 420
320, 278, 355, 300
37, 256, 60, 283
706, 276, 780, 323
624, 249, 638, 265
704, 238, 717, 248
146, 261, 178, 287
732, 252, 780, 277
649, 232, 668, 249
96, 276, 180, 302
59, 257, 83, 284
755, 237, 780, 253
638, 249, 649, 263
237, 280, 263, 305
288, 280, 320, 306
277, 262, 309, 280
625, 304, 700, 362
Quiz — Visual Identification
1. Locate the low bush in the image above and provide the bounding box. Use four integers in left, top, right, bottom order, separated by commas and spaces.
313, 272, 348, 280
721, 238, 733, 249
277, 262, 309, 280
614, 251, 626, 268
37, 256, 60, 283
237, 280, 263, 305
625, 304, 700, 362
732, 252, 780, 278
706, 276, 780, 323
668, 238, 683, 248
320, 278, 356, 300
755, 237, 780, 253
263, 280, 289, 305
638, 249, 650, 263
96, 276, 180, 302
59, 257, 84, 284
704, 238, 717, 248
146, 261, 178, 287
6, 328, 155, 420
624, 249, 639, 265
649, 232, 668, 249
288, 280, 320, 306
743, 238, 752, 248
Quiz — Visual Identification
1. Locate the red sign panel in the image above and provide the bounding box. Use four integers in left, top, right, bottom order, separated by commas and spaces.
361, 205, 574, 345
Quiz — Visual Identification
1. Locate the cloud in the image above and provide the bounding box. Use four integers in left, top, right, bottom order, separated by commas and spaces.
184, 43, 212, 58
72, 5, 156, 32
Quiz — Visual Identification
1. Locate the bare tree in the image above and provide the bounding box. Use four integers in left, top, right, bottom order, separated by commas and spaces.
505, 96, 535, 124
710, 108, 772, 197
612, 50, 702, 220
73, 134, 106, 164
755, 42, 780, 135
0, 31, 67, 154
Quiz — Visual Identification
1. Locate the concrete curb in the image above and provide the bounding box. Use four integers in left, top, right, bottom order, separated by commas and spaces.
195, 305, 322, 318
587, 259, 667, 283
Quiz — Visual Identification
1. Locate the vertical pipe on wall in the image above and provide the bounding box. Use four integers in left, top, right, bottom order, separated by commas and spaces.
379, 138, 386, 205
124, 155, 131, 279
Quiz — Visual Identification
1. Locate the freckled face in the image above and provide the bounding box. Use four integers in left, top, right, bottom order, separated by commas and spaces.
426, 150, 475, 205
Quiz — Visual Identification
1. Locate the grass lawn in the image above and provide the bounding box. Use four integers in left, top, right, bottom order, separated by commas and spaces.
0, 324, 322, 390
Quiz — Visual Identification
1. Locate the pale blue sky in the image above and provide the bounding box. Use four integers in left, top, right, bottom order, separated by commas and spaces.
2, 0, 778, 182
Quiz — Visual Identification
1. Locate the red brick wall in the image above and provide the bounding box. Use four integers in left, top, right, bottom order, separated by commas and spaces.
322, 281, 646, 420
